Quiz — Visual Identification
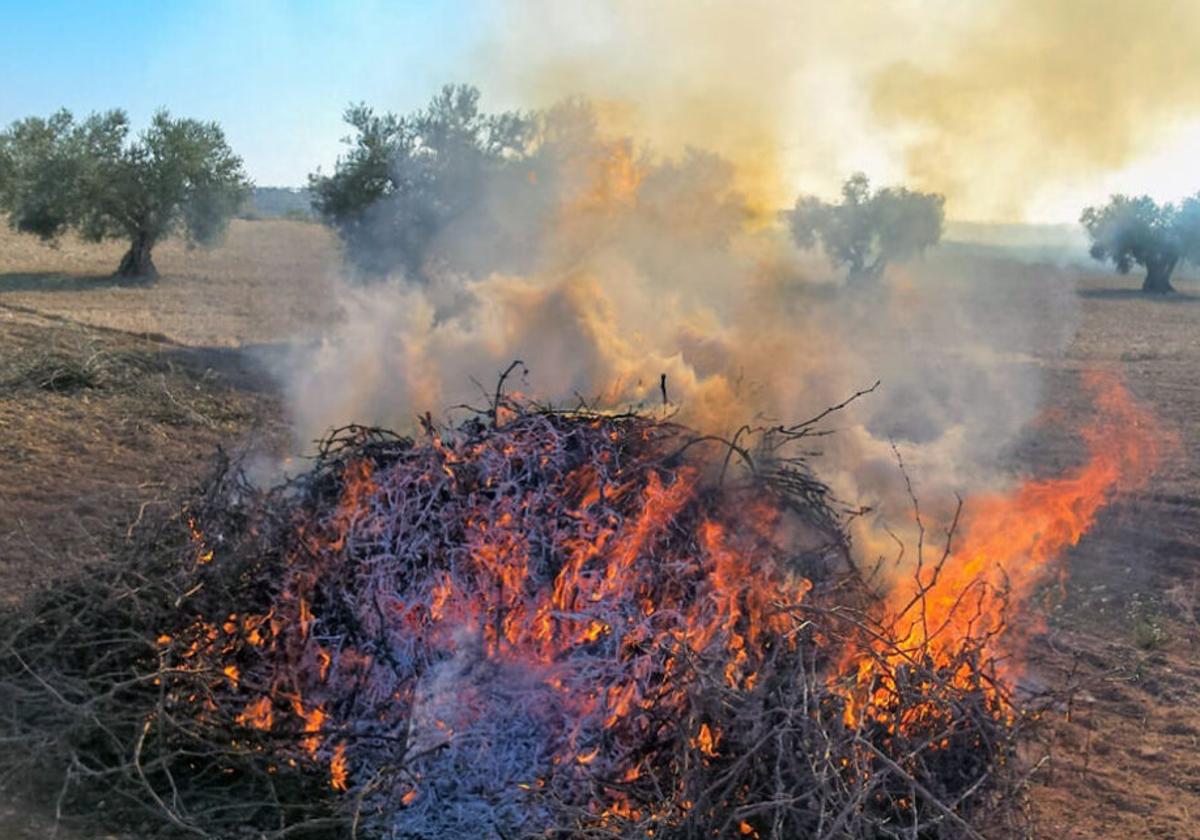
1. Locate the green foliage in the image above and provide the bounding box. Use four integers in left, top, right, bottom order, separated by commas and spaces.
0, 109, 250, 277
239, 186, 314, 220
1080, 193, 1200, 293
0, 108, 102, 240
310, 84, 536, 279
310, 85, 757, 283
790, 173, 945, 284
1126, 592, 1169, 651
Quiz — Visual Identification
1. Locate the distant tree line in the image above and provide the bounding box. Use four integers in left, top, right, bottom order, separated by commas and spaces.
240, 186, 314, 221
308, 85, 950, 287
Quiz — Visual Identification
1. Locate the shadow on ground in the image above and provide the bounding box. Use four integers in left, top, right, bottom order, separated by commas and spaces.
1076, 287, 1200, 302
160, 342, 295, 394
0, 272, 152, 294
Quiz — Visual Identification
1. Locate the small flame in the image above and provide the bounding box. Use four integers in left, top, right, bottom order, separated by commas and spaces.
236, 696, 273, 731
291, 697, 326, 756
693, 723, 719, 757
187, 516, 214, 565
330, 743, 348, 792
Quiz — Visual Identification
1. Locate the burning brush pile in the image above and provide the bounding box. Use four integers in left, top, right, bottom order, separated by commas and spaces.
5, 378, 1121, 839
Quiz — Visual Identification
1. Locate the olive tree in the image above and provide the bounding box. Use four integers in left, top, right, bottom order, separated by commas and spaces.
790, 173, 945, 285
1080, 194, 1200, 294
0, 109, 250, 279
309, 85, 536, 281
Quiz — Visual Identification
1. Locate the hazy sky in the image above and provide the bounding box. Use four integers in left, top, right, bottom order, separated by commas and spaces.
3, 0, 1200, 223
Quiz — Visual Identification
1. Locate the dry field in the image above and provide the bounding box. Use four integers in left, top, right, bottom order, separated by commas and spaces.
0, 221, 1197, 838
0, 221, 344, 602
0, 219, 342, 345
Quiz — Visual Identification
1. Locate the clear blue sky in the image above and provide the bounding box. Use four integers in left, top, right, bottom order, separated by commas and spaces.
0, 0, 495, 185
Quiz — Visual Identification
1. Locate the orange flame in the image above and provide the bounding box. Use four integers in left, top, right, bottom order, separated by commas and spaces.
236, 696, 273, 731
846, 371, 1162, 725
567, 138, 643, 216
693, 723, 719, 757
330, 743, 349, 792
186, 516, 214, 565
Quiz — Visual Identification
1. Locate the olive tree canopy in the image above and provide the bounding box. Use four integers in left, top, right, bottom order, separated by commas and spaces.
790, 173, 945, 285
1081, 194, 1200, 294
309, 85, 536, 281
0, 109, 250, 279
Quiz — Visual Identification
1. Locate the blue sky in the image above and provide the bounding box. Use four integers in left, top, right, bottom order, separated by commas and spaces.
0, 0, 495, 185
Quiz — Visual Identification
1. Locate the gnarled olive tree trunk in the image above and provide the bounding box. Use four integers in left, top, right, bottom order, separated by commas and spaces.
846, 256, 887, 288
1142, 255, 1177, 294
116, 234, 158, 280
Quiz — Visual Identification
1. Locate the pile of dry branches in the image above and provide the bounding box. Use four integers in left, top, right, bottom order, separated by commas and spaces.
0, 383, 1031, 838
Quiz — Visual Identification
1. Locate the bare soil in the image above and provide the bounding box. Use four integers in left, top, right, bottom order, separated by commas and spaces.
0, 220, 342, 604
1, 222, 1197, 838
0, 219, 341, 345
1020, 275, 1200, 839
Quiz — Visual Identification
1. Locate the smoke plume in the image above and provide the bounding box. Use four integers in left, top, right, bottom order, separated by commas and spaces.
277, 1, 1200, 550
473, 0, 1200, 220
474, 0, 928, 212
282, 98, 1078, 559
870, 0, 1200, 220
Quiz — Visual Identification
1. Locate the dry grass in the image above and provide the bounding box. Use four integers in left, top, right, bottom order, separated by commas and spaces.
0, 309, 284, 603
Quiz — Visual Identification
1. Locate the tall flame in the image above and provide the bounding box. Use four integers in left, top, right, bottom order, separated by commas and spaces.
846, 371, 1163, 724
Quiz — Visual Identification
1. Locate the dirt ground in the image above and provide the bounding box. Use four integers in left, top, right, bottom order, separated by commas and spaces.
1, 222, 1197, 838
0, 220, 342, 602
0, 219, 342, 345
0, 222, 330, 838
1019, 279, 1200, 839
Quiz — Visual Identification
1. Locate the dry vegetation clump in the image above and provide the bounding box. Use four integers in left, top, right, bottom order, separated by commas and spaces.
0, 313, 284, 609
0, 328, 255, 428
3, 343, 113, 392
1, 332, 163, 395
0, 388, 1031, 839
